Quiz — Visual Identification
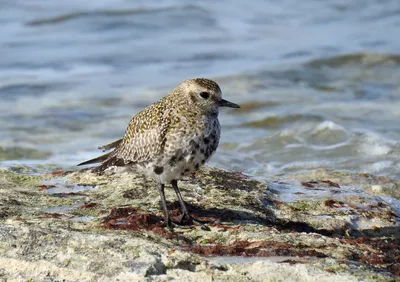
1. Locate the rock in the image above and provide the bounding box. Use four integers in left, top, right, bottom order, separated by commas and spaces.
284, 169, 400, 199
0, 166, 399, 281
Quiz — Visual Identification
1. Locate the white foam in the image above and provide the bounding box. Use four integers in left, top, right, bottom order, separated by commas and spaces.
359, 132, 394, 156
308, 141, 349, 151
312, 120, 345, 133
261, 163, 281, 175
280, 160, 332, 170
362, 161, 393, 173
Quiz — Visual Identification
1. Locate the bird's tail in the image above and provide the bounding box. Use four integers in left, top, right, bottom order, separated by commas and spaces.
78, 138, 125, 173
93, 155, 125, 173
77, 152, 112, 167
78, 152, 125, 174
98, 138, 122, 152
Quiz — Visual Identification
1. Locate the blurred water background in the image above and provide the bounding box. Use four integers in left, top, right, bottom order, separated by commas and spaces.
1, 0, 400, 179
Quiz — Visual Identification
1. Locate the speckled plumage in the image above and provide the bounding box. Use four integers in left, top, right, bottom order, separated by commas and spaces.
78, 78, 240, 228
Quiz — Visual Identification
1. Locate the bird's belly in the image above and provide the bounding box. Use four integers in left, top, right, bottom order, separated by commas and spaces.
159, 151, 208, 183
141, 143, 217, 183
139, 161, 197, 184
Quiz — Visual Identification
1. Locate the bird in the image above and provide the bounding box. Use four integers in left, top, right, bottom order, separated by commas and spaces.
78, 78, 240, 229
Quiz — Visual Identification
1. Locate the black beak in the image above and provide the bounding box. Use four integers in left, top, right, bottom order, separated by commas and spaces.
219, 99, 240, 108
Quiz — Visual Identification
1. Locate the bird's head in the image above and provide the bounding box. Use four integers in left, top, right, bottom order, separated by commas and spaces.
173, 78, 240, 116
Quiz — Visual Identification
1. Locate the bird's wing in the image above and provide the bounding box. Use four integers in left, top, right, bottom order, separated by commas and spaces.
116, 102, 170, 163
92, 102, 171, 172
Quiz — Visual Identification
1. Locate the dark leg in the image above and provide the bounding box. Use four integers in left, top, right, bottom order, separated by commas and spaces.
157, 182, 172, 229
171, 179, 210, 230
171, 179, 189, 216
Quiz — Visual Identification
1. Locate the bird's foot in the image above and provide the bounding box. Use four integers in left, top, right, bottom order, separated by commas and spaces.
179, 213, 211, 231
164, 214, 211, 231
164, 218, 192, 230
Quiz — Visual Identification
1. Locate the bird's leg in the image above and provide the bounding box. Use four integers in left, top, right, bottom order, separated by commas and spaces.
171, 179, 209, 229
157, 182, 173, 229
171, 179, 190, 216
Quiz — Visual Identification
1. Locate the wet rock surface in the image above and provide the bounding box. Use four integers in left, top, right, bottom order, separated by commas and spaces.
0, 166, 399, 281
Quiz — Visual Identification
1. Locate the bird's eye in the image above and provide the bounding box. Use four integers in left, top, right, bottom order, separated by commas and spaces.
199, 92, 210, 99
